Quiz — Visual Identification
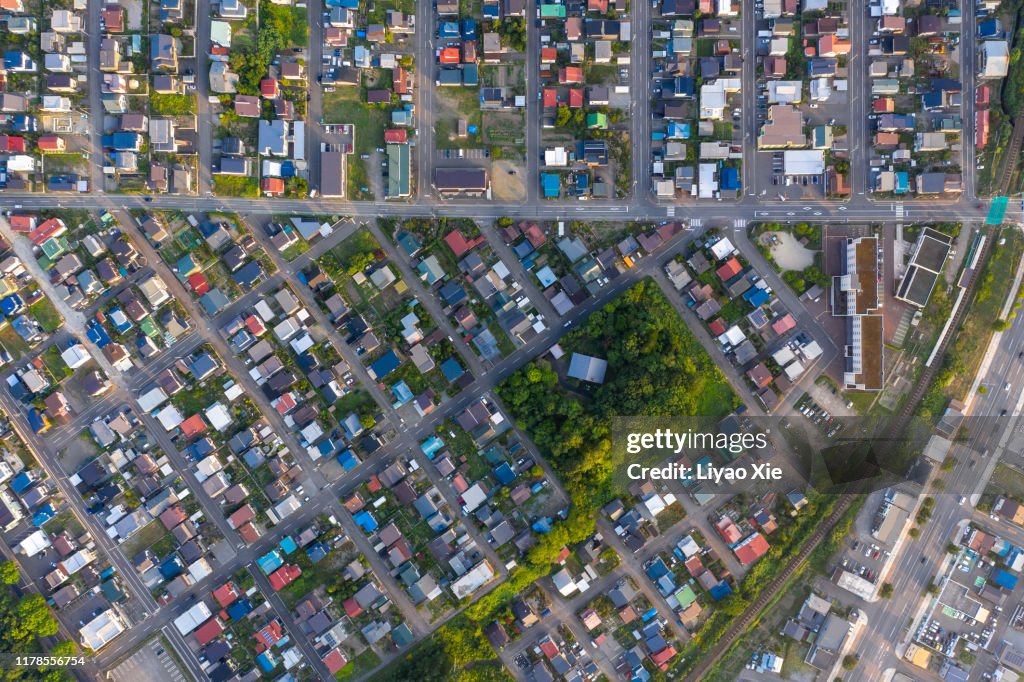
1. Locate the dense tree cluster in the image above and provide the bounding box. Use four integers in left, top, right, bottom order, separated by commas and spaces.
0, 562, 75, 681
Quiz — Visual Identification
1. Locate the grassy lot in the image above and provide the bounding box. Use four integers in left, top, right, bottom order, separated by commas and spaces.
42, 153, 86, 175
0, 325, 30, 358
320, 226, 381, 278
280, 239, 310, 262
986, 462, 1024, 502
335, 648, 380, 680
213, 175, 259, 197
322, 88, 388, 156
29, 299, 63, 333
943, 229, 1023, 401
122, 520, 167, 558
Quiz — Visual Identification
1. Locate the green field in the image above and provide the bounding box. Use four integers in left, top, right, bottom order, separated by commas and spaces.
322, 88, 388, 156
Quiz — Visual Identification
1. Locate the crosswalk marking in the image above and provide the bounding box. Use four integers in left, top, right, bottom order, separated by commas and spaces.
734, 218, 747, 230
666, 206, 676, 217
690, 218, 702, 230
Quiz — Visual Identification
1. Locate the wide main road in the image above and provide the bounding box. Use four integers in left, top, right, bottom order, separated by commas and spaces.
0, 192, 1015, 225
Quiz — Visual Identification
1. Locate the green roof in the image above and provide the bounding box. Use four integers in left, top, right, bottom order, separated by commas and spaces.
386, 143, 410, 198
587, 112, 608, 129
140, 317, 160, 338
675, 584, 697, 608
40, 237, 66, 260
540, 4, 566, 17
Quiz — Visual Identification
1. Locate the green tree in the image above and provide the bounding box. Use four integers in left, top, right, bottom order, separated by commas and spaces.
880, 583, 894, 598
841, 654, 858, 670
0, 561, 19, 585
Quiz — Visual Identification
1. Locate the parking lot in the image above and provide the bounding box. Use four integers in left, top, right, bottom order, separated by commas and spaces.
109, 636, 189, 682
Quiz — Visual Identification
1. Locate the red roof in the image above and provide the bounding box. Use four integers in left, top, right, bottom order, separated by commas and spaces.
976, 85, 991, 107
539, 637, 559, 659
540, 47, 557, 63
37, 135, 64, 151
976, 109, 990, 149
366, 475, 382, 493
542, 88, 557, 108
650, 646, 677, 670
274, 393, 297, 414
384, 128, 408, 143
715, 257, 743, 281
715, 517, 742, 544
228, 504, 256, 528
187, 272, 210, 295
559, 66, 583, 83
212, 582, 239, 608
323, 649, 348, 674
439, 47, 460, 64
0, 135, 26, 153
193, 618, 223, 646
268, 564, 302, 591
568, 88, 584, 108
443, 230, 484, 257
588, 0, 608, 11
260, 78, 279, 98
238, 521, 261, 543
771, 313, 796, 335
180, 413, 208, 438
523, 223, 546, 248
872, 97, 894, 113
102, 8, 123, 32
245, 315, 266, 336
261, 177, 285, 195
343, 597, 363, 618
684, 555, 705, 577
9, 214, 35, 232
734, 532, 770, 566
255, 620, 284, 648
29, 218, 67, 246
707, 318, 727, 336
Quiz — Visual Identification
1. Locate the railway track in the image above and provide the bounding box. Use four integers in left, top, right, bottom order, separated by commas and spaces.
994, 113, 1024, 195
686, 228, 998, 680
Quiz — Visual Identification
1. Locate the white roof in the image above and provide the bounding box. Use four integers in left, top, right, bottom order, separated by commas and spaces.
195, 455, 223, 481
17, 529, 50, 557
544, 147, 568, 167
783, 150, 825, 175
709, 237, 736, 260
783, 359, 805, 380
155, 404, 184, 431
451, 560, 495, 599
720, 325, 746, 347
60, 344, 91, 369
173, 602, 212, 635
801, 340, 823, 360
205, 403, 232, 431
80, 610, 127, 650
772, 347, 796, 366
188, 558, 213, 582
138, 386, 169, 412
461, 483, 487, 512
768, 80, 802, 104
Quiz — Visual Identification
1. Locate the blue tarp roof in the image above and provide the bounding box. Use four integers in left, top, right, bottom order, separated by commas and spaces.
278, 536, 297, 555
354, 510, 378, 532
420, 436, 444, 458
257, 550, 284, 574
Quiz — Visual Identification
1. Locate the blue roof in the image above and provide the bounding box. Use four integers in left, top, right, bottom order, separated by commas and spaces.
354, 510, 378, 532
257, 550, 284, 574
278, 536, 298, 555
535, 265, 557, 288
26, 409, 47, 434
87, 322, 111, 348
369, 350, 401, 379
709, 580, 733, 600
462, 64, 478, 86
993, 568, 1018, 590
744, 287, 770, 308
721, 167, 741, 191
895, 172, 909, 193
306, 542, 328, 564
32, 505, 55, 527
226, 598, 253, 621
159, 557, 184, 579
541, 173, 560, 198
494, 463, 516, 486
337, 449, 358, 471
10, 471, 33, 494
391, 380, 414, 405
440, 357, 465, 382
0, 294, 23, 316
256, 652, 277, 673
420, 435, 444, 458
